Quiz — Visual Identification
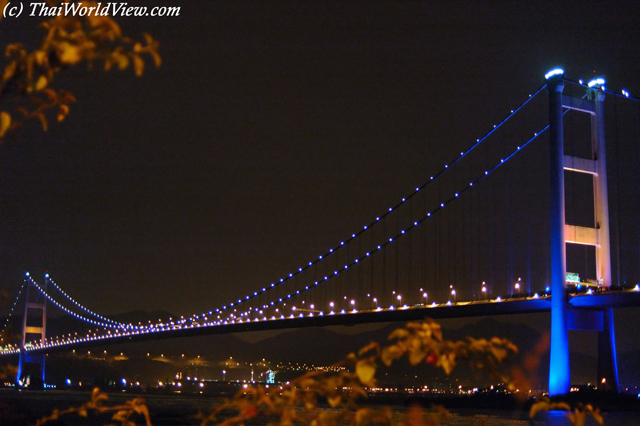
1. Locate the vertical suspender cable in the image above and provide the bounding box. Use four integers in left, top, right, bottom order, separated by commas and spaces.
408, 194, 412, 301
395, 205, 399, 297
382, 219, 386, 305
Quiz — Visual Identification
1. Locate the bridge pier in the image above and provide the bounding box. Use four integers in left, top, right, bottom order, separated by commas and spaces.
597, 307, 619, 391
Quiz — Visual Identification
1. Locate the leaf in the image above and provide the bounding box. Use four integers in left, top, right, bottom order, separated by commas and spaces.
92, 387, 108, 405
35, 75, 48, 91
133, 55, 144, 77
408, 349, 426, 365
2, 60, 17, 83
36, 112, 48, 131
59, 90, 77, 103
327, 395, 341, 407
116, 54, 129, 70
357, 341, 379, 356
441, 353, 457, 374
57, 104, 70, 122
0, 0, 7, 22
489, 345, 508, 362
355, 359, 376, 386
111, 410, 128, 421
150, 50, 162, 67
34, 50, 47, 66
380, 345, 403, 366
593, 412, 604, 425
4, 43, 24, 57
58, 42, 83, 65
0, 111, 11, 138
355, 408, 372, 426
43, 88, 58, 102
388, 328, 409, 340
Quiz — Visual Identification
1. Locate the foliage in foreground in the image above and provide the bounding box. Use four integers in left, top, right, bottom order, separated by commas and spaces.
28, 318, 605, 426
33, 387, 150, 426
0, 0, 160, 139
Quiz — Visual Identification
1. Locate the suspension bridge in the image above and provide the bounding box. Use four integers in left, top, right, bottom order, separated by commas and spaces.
1, 70, 639, 396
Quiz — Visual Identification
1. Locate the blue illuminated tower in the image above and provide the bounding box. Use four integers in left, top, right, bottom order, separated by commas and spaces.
16, 273, 48, 388
546, 70, 618, 395
547, 72, 570, 396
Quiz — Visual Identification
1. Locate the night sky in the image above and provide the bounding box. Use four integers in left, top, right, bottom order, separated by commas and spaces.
1, 1, 639, 351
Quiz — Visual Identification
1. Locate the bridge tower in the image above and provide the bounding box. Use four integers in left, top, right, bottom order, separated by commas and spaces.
547, 70, 618, 395
16, 273, 48, 388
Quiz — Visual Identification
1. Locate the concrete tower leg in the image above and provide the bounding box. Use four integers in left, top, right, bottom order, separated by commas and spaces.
590, 89, 618, 391
597, 307, 619, 391
547, 76, 570, 396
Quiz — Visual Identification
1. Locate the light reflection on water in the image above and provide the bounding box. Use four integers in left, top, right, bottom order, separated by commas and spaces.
392, 407, 638, 426
2, 390, 638, 426
441, 409, 637, 426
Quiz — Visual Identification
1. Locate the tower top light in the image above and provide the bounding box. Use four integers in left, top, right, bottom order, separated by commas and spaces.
587, 77, 605, 88
545, 68, 564, 80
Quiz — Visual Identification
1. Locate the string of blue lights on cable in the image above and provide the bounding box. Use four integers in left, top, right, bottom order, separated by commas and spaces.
0, 278, 26, 341
195, 84, 549, 320
216, 75, 615, 323
564, 77, 640, 103
45, 274, 124, 327
32, 73, 617, 341
184, 77, 597, 325
210, 71, 629, 321
26, 275, 122, 330
210, 120, 556, 324
33, 311, 211, 351
222, 81, 602, 323
11, 72, 640, 352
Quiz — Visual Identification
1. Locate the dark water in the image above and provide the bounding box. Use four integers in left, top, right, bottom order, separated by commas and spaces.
1, 389, 638, 425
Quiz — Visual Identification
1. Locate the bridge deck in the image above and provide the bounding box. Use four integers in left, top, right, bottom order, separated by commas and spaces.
7, 289, 639, 356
